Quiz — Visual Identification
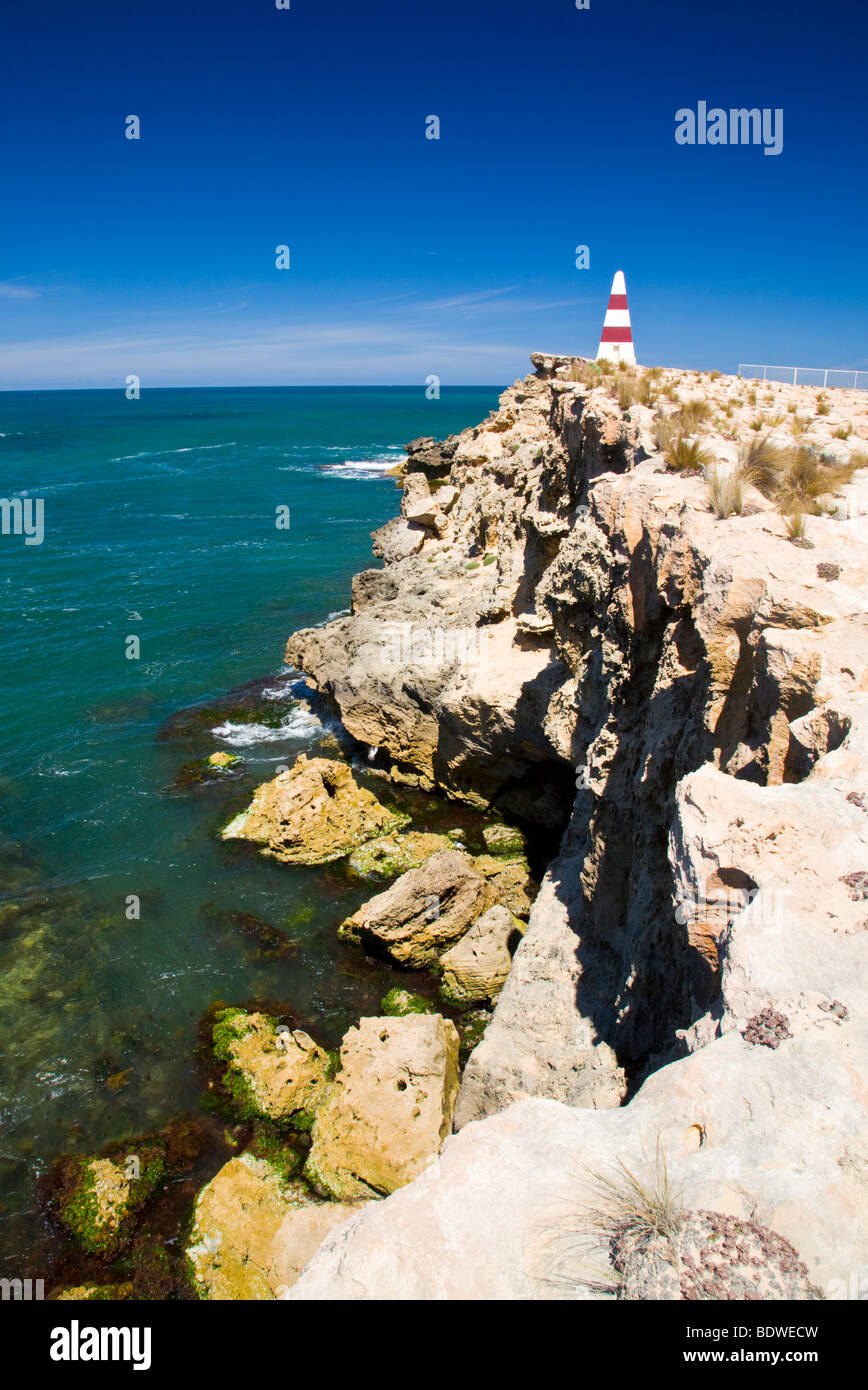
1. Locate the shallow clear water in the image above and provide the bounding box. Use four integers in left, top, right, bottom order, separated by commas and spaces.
0, 385, 501, 1272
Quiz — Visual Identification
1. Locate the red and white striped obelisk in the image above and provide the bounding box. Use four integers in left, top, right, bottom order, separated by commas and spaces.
596, 269, 636, 366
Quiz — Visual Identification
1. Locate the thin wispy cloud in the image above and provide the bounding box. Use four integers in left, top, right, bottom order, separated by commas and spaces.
0, 280, 41, 300
421, 286, 519, 311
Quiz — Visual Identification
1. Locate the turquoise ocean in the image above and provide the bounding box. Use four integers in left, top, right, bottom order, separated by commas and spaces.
0, 386, 501, 1275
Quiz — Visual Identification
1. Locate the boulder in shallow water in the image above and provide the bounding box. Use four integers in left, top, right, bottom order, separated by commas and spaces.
212, 1008, 336, 1128
49, 1146, 166, 1257
339, 848, 490, 967
220, 755, 409, 865
186, 1154, 356, 1300
304, 1014, 460, 1200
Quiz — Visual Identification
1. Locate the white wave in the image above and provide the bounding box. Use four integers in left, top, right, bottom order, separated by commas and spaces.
320, 454, 404, 477
110, 442, 237, 462
212, 708, 322, 747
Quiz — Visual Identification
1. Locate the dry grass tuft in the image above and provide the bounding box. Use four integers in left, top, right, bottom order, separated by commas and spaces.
707, 466, 745, 518
678, 397, 712, 432
666, 436, 712, 473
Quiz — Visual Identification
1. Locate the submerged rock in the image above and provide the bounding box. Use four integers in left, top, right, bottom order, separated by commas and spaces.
304, 1014, 460, 1200
339, 848, 490, 967
220, 755, 409, 864
380, 988, 435, 1017
211, 1008, 336, 1128
48, 1145, 166, 1257
439, 904, 526, 1007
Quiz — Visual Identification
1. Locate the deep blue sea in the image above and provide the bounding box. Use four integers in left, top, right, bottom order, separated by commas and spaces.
0, 385, 501, 1273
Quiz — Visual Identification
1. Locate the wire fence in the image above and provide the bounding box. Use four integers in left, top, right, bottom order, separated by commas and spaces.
738, 364, 868, 390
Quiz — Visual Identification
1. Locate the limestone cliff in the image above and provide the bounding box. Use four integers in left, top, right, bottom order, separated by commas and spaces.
284, 357, 868, 1297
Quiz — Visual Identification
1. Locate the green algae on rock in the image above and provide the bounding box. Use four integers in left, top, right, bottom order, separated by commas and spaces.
50, 1282, 135, 1301
220, 755, 410, 865
380, 988, 435, 1017
481, 823, 528, 857
211, 1007, 337, 1129
346, 829, 453, 880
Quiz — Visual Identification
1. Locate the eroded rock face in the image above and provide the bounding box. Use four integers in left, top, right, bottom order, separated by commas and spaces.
339, 848, 491, 967
304, 1015, 460, 1200
221, 755, 408, 864
211, 1009, 336, 1127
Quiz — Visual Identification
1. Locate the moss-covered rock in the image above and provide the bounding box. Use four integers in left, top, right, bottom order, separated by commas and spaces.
208, 751, 241, 769
212, 1008, 336, 1128
221, 755, 410, 865
380, 988, 435, 1017
49, 1145, 166, 1257
346, 830, 453, 880
481, 822, 527, 857
186, 1153, 359, 1300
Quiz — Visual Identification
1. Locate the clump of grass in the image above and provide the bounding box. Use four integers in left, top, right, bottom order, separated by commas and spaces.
678, 397, 712, 432
709, 370, 721, 380
816, 402, 831, 416
585, 1141, 686, 1274
747, 388, 757, 406
666, 436, 712, 473
739, 434, 781, 496
776, 445, 855, 514
750, 413, 767, 431
785, 510, 807, 541
707, 466, 745, 518
614, 376, 639, 409
635, 376, 657, 406
791, 414, 808, 436
850, 450, 868, 471
645, 366, 663, 381
569, 360, 603, 386
653, 415, 677, 453
833, 424, 853, 439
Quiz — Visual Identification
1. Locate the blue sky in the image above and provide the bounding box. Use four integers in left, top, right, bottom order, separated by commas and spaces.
0, 0, 865, 388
